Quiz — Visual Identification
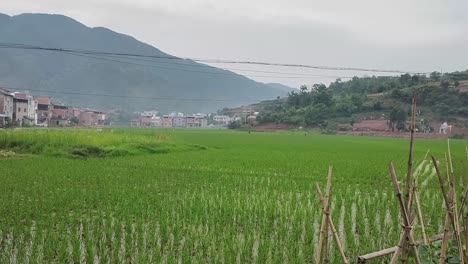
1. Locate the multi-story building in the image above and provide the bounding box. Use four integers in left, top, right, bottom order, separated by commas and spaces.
78, 110, 107, 126
186, 116, 208, 128
162, 115, 173, 127
49, 104, 74, 126
173, 116, 186, 128
213, 115, 231, 125
12, 92, 37, 126
34, 96, 52, 126
0, 88, 14, 127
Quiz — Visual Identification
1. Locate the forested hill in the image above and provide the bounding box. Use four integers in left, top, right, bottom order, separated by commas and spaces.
251, 70, 468, 131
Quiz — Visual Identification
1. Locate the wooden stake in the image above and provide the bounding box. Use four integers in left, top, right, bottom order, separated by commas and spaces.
452, 190, 465, 263
316, 183, 349, 264
465, 216, 468, 260
389, 162, 421, 264
315, 166, 333, 264
447, 139, 454, 176
404, 92, 417, 211
412, 153, 429, 245
460, 185, 468, 218
432, 155, 465, 263
358, 231, 462, 263
439, 186, 454, 264
414, 188, 429, 245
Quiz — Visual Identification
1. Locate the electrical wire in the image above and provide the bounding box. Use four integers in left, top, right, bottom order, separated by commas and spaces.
0, 42, 426, 75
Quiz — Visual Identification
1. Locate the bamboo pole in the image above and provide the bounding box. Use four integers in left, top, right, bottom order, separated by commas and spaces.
414, 188, 429, 245
447, 139, 454, 176
315, 183, 349, 264
315, 166, 333, 264
452, 190, 465, 263
324, 166, 332, 264
324, 220, 330, 264
412, 155, 428, 246
460, 185, 468, 218
357, 231, 462, 263
432, 155, 465, 263
465, 216, 468, 260
404, 92, 417, 211
398, 92, 417, 263
389, 162, 421, 264
445, 152, 450, 181
439, 186, 454, 264
317, 200, 327, 263
390, 234, 406, 264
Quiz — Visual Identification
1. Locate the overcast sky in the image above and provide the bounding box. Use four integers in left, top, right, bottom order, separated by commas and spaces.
2, 0, 468, 87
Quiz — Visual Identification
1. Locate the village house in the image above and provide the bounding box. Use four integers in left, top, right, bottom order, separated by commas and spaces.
213, 115, 231, 125
130, 110, 161, 127
0, 88, 14, 127
173, 116, 186, 128
79, 110, 107, 126
186, 116, 207, 128
12, 92, 37, 126
34, 96, 52, 126
162, 115, 173, 127
49, 104, 73, 126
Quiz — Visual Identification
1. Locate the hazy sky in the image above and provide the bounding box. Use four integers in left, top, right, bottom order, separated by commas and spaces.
2, 0, 468, 87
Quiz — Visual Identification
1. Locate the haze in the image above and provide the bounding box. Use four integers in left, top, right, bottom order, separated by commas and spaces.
2, 0, 468, 87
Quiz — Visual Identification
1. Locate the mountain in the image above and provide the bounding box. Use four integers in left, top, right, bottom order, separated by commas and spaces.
0, 13, 290, 113
265, 83, 297, 94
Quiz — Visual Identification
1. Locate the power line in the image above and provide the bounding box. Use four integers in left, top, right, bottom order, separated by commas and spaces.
0, 86, 270, 102
61, 50, 353, 78
59, 50, 343, 79
0, 42, 426, 75
0, 43, 354, 79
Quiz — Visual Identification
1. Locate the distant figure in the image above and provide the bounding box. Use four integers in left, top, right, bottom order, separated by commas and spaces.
439, 122, 449, 134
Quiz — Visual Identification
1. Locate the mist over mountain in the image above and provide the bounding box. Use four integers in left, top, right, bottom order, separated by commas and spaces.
0, 13, 291, 113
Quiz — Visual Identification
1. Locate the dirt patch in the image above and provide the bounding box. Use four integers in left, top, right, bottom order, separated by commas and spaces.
253, 123, 295, 131
353, 119, 388, 131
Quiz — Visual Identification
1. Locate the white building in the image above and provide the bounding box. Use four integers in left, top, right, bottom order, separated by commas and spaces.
162, 115, 173, 127
141, 110, 158, 117
12, 92, 37, 126
0, 88, 14, 127
173, 116, 186, 128
213, 115, 231, 125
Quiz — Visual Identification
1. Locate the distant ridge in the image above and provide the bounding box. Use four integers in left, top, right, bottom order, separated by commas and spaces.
0, 13, 290, 112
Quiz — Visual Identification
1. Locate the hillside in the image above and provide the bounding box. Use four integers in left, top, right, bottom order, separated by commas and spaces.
234, 72, 468, 134
0, 13, 290, 113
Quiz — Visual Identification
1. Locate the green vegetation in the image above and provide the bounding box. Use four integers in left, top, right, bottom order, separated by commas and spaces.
0, 129, 205, 158
0, 128, 466, 262
256, 70, 468, 130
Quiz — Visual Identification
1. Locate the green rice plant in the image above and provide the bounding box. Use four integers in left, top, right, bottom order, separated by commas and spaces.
0, 128, 466, 262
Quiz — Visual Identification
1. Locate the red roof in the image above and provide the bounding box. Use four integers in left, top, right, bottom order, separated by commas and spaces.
34, 96, 50, 105
0, 87, 12, 96
13, 92, 28, 100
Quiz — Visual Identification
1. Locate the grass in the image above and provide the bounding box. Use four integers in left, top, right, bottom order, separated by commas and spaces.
0, 128, 466, 263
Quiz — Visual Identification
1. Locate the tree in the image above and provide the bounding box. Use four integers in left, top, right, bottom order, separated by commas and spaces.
227, 120, 241, 129
440, 80, 451, 90
304, 103, 329, 127
388, 106, 407, 132
399, 73, 412, 86
454, 80, 460, 87
70, 116, 79, 125
311, 84, 333, 107
430, 71, 441, 81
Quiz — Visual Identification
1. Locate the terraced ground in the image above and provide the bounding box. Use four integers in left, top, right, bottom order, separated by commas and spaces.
0, 128, 466, 263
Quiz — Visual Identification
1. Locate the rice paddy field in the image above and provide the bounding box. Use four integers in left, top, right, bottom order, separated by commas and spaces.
0, 128, 467, 263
